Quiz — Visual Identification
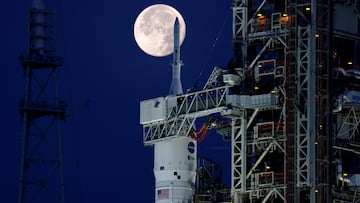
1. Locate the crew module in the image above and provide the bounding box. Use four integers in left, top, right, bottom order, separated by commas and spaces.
140, 0, 360, 202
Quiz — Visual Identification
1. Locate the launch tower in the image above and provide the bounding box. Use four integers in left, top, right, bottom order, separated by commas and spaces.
140, 0, 360, 202
18, 0, 66, 202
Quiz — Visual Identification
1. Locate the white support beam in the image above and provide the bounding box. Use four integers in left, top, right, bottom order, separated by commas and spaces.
336, 107, 360, 141
231, 112, 247, 203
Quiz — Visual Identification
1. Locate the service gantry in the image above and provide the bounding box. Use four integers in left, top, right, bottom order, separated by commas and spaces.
140, 0, 360, 202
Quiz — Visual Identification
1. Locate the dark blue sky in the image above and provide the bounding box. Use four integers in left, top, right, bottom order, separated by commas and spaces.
1, 1, 233, 202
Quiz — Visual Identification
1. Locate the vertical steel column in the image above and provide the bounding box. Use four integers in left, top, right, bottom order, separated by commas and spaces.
231, 111, 247, 203
325, 0, 334, 202
54, 71, 66, 203
232, 2, 248, 201
309, 2, 317, 201
18, 66, 32, 203
287, 1, 298, 201
232, 0, 248, 70
296, 24, 316, 202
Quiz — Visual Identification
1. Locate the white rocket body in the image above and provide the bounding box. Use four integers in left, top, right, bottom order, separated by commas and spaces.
153, 18, 197, 203
154, 139, 196, 203
169, 18, 183, 95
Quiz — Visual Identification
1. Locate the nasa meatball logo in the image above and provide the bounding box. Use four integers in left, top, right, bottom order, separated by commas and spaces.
188, 142, 195, 153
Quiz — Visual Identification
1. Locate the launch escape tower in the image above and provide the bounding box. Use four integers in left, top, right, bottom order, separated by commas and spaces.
140, 0, 360, 203
18, 0, 66, 202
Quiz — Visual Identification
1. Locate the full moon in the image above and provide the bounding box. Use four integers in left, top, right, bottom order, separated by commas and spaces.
134, 4, 186, 57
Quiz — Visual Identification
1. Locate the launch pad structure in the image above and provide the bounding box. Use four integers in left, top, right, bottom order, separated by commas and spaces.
140, 0, 360, 203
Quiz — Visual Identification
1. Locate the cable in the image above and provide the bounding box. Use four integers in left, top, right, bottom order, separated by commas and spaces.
190, 121, 211, 142
191, 7, 232, 91
56, 1, 84, 202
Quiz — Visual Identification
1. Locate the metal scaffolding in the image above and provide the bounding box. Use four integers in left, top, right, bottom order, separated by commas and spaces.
140, 0, 360, 202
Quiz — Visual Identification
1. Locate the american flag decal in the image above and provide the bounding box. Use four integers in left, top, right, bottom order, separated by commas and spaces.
157, 188, 169, 199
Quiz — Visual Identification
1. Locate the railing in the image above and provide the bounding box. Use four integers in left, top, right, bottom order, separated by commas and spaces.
19, 54, 63, 68
141, 85, 279, 144
19, 99, 66, 119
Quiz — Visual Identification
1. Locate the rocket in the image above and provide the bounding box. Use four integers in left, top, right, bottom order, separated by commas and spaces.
153, 17, 197, 203
169, 17, 183, 95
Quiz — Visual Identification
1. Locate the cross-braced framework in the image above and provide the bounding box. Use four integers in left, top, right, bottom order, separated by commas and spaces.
142, 86, 230, 145
296, 25, 316, 188
335, 107, 360, 141
18, 4, 66, 203
231, 0, 289, 202
141, 88, 282, 202
232, 0, 247, 69
230, 108, 287, 203
142, 85, 278, 145
286, 1, 319, 202
140, 1, 360, 202
231, 112, 247, 203
332, 106, 360, 202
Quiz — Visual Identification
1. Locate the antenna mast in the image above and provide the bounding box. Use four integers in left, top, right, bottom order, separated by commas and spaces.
18, 0, 66, 202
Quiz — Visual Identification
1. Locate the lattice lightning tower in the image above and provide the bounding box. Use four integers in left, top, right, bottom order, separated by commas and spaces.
18, 0, 66, 202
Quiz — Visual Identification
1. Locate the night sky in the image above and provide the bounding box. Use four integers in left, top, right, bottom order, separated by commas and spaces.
1, 1, 234, 202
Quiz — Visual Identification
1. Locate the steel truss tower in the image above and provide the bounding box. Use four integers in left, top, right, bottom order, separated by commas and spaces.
231, 0, 288, 202
232, 0, 330, 202
140, 0, 360, 202
18, 1, 66, 202
231, 0, 360, 202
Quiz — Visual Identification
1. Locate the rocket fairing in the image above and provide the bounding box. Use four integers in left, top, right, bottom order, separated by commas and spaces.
173, 17, 181, 66
153, 17, 197, 203
169, 17, 183, 95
